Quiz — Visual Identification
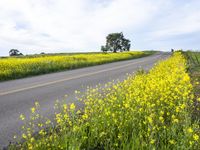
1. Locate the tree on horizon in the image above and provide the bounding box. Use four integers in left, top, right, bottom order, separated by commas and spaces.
101, 32, 131, 53
9, 49, 23, 56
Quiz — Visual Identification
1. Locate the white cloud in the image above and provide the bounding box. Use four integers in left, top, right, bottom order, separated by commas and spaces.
148, 1, 200, 39
0, 0, 199, 56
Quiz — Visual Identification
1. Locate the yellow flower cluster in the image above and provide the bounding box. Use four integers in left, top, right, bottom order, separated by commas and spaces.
80, 52, 200, 149
10, 52, 200, 150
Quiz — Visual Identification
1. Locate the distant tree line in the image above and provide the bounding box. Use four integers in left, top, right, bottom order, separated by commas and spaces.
101, 32, 131, 53
9, 32, 131, 56
9, 49, 23, 56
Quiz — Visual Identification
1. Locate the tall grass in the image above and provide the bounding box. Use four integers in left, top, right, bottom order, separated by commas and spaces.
183, 51, 200, 122
0, 51, 152, 81
183, 51, 200, 72
9, 52, 200, 150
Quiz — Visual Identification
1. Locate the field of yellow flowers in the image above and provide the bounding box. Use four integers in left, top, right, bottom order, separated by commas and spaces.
0, 51, 151, 81
10, 52, 200, 150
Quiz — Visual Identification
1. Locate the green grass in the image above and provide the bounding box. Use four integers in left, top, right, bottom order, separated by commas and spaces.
183, 51, 200, 121
0, 51, 154, 82
184, 51, 200, 72
183, 51, 200, 95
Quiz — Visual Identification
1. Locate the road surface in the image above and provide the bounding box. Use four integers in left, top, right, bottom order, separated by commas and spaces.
0, 52, 170, 148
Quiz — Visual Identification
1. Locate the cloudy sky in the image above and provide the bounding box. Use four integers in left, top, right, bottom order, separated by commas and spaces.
0, 0, 200, 56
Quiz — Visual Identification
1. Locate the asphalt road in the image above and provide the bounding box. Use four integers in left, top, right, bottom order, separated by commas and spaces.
0, 52, 170, 148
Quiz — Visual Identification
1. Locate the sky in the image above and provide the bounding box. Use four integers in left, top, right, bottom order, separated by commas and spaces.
0, 0, 200, 56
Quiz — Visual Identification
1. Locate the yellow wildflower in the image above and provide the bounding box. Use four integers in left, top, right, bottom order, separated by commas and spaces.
150, 139, 155, 144
31, 107, 36, 113
70, 103, 76, 110
193, 134, 199, 141
169, 140, 175, 144
20, 114, 25, 120
22, 133, 27, 139
187, 127, 193, 133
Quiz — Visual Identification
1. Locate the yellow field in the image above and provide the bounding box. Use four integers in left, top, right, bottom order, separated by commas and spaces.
0, 51, 151, 81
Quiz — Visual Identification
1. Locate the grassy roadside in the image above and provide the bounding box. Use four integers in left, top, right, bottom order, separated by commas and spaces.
0, 51, 154, 82
182, 51, 200, 120
9, 52, 200, 150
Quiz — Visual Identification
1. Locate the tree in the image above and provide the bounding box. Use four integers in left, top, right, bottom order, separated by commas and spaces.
9, 49, 23, 56
101, 32, 131, 53
101, 46, 108, 53
121, 38, 131, 52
